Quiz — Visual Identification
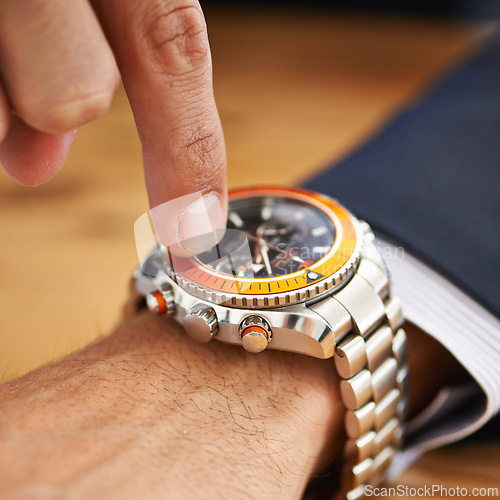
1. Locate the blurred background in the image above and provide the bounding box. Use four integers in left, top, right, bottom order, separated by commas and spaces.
0, 0, 498, 494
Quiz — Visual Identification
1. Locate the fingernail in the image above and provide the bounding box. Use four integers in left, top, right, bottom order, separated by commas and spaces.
177, 192, 226, 255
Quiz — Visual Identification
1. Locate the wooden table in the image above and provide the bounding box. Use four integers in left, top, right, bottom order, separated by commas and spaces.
0, 6, 498, 496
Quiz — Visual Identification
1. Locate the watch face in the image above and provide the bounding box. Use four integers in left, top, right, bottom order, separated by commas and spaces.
168, 186, 361, 308
197, 196, 336, 278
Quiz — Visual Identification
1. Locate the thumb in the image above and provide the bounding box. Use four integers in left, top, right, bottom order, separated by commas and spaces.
94, 0, 227, 254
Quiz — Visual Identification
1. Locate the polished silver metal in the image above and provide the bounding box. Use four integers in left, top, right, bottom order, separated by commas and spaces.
135, 271, 337, 359
335, 333, 367, 379
239, 315, 272, 353
373, 417, 399, 455
131, 209, 408, 499
345, 430, 376, 464
336, 280, 408, 499
396, 364, 410, 395
360, 238, 385, 269
357, 258, 390, 299
183, 304, 218, 343
393, 424, 405, 448
397, 396, 409, 423
392, 328, 408, 364
365, 325, 393, 372
371, 358, 398, 403
308, 295, 352, 344
374, 388, 400, 431
345, 401, 376, 439
346, 485, 368, 500
385, 296, 404, 331
342, 457, 374, 489
371, 446, 395, 482
340, 369, 373, 410
146, 283, 175, 317
333, 274, 386, 337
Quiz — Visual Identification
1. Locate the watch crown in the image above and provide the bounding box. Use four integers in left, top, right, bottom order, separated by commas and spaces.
183, 304, 218, 343
239, 315, 272, 353
146, 283, 175, 316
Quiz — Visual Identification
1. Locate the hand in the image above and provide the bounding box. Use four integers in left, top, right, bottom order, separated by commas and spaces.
0, 312, 472, 499
0, 311, 344, 500
0, 0, 227, 252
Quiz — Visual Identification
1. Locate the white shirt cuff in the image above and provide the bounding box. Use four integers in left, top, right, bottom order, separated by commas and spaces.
374, 237, 500, 457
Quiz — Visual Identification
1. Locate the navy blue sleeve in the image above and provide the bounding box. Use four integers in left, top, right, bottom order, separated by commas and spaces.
304, 35, 500, 318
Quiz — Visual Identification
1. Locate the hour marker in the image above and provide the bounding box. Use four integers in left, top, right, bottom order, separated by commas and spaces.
250, 263, 265, 273
312, 226, 328, 236
228, 211, 244, 228
293, 211, 305, 220
261, 205, 273, 220
313, 246, 330, 255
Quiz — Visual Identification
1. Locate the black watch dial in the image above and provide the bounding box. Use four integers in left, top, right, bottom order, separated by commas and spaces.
197, 195, 336, 278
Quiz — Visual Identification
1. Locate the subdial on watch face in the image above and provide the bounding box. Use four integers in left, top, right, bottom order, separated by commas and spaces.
196, 195, 336, 279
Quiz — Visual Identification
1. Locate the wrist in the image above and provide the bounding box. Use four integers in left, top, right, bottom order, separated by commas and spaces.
0, 311, 344, 499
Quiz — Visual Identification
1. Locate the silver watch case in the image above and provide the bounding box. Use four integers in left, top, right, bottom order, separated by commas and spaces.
134, 222, 386, 360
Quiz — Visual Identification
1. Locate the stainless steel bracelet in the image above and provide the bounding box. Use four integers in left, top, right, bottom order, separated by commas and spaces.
309, 240, 408, 498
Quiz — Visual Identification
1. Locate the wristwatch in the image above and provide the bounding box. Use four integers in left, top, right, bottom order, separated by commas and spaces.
127, 186, 408, 498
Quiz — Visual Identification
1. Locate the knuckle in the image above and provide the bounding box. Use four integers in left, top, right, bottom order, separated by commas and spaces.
12, 51, 118, 134
22, 86, 115, 134
184, 128, 222, 169
173, 122, 226, 180
138, 1, 209, 76
184, 127, 218, 160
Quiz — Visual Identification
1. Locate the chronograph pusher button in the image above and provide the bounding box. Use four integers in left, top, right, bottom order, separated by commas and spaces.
146, 284, 175, 317
239, 315, 273, 353
183, 304, 219, 343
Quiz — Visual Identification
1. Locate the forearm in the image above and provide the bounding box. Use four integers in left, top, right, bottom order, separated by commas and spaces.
0, 311, 344, 500
0, 305, 473, 500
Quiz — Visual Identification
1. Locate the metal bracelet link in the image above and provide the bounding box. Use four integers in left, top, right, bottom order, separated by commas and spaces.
328, 254, 409, 498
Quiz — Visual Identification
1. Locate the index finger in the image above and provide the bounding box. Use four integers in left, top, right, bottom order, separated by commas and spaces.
93, 0, 227, 255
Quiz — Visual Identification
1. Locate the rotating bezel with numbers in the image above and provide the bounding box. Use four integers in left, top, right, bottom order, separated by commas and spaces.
167, 186, 364, 309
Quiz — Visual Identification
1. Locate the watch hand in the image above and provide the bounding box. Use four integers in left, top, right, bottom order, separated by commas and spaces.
264, 228, 287, 235
256, 226, 287, 237
252, 235, 262, 264
244, 232, 286, 254
250, 263, 265, 273
259, 240, 273, 275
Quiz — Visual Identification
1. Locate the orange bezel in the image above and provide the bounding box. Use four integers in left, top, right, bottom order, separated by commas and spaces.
170, 186, 361, 308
